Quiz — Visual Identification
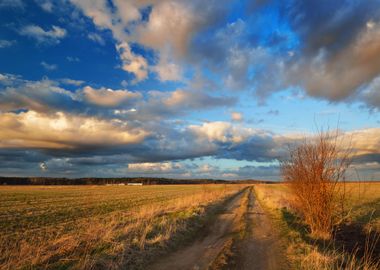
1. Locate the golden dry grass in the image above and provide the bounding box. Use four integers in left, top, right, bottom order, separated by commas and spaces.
0, 184, 244, 270
254, 182, 380, 270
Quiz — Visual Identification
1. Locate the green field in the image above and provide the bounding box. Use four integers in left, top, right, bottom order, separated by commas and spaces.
0, 184, 244, 270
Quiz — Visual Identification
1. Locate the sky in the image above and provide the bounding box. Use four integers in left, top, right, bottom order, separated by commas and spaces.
0, 0, 380, 180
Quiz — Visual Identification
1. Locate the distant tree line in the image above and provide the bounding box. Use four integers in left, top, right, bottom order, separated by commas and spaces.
0, 177, 272, 185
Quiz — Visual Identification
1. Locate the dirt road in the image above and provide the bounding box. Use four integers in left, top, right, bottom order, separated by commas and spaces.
149, 190, 246, 270
149, 187, 287, 270
235, 188, 287, 270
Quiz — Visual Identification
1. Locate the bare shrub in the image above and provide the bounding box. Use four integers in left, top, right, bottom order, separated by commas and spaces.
281, 130, 351, 239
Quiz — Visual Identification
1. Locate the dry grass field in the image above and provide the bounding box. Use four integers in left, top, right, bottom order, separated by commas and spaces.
0, 184, 244, 270
255, 182, 380, 269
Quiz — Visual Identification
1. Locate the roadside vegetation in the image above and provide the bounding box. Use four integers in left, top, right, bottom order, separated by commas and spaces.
255, 130, 380, 269
0, 184, 244, 270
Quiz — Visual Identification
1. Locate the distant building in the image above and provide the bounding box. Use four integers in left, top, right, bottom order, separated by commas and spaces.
127, 183, 143, 186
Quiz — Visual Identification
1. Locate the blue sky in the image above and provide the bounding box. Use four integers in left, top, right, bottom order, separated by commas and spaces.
0, 0, 380, 180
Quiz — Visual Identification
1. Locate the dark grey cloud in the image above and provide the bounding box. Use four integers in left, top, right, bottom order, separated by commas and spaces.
217, 135, 285, 162
286, 0, 380, 55
361, 76, 380, 110
186, 0, 380, 108
0, 75, 236, 120
189, 19, 266, 91
0, 77, 81, 113
133, 90, 236, 121
282, 0, 380, 104
235, 165, 280, 180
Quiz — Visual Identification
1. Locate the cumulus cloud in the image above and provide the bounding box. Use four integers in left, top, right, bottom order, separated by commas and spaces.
69, 0, 116, 34
0, 109, 379, 178
346, 128, 380, 158
116, 42, 148, 82
66, 56, 80, 62
69, 1, 149, 82
189, 121, 254, 144
0, 40, 15, 48
39, 162, 48, 171
136, 1, 200, 58
231, 112, 243, 122
36, 0, 53, 12
65, 0, 380, 107
59, 78, 84, 86
40, 61, 57, 70
188, 19, 276, 93
0, 110, 148, 149
360, 76, 380, 110
113, 0, 140, 24
2, 1, 380, 179
134, 90, 236, 120
0, 78, 78, 113
87, 32, 105, 45
286, 23, 380, 101
153, 59, 182, 81
0, 74, 235, 120
0, 73, 19, 85
162, 90, 234, 109
82, 86, 141, 107
19, 25, 67, 44
128, 162, 183, 172
69, 0, 229, 82
254, 0, 380, 107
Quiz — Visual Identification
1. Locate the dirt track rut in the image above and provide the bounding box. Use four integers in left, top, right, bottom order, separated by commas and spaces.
149, 190, 245, 270
235, 188, 286, 270
149, 187, 286, 270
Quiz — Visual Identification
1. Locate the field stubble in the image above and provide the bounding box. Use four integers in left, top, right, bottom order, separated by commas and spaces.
0, 184, 244, 270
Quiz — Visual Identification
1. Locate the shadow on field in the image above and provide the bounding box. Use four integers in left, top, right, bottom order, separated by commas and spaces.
281, 208, 310, 241
280, 206, 380, 264
332, 197, 380, 263
333, 223, 380, 262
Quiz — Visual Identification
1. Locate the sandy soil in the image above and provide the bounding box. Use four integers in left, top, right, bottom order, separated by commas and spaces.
148, 187, 286, 270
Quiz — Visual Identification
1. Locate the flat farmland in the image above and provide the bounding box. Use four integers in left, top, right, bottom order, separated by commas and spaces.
0, 184, 244, 270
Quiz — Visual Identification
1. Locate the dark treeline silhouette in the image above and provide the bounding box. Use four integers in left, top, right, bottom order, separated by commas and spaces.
0, 177, 272, 185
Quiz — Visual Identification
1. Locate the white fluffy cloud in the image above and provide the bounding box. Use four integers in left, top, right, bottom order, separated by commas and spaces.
231, 112, 243, 121
346, 128, 380, 157
68, 0, 227, 83
136, 1, 200, 58
189, 121, 254, 144
0, 111, 148, 149
116, 42, 149, 82
153, 59, 182, 81
19, 25, 67, 44
36, 0, 53, 12
69, 0, 149, 82
40, 61, 57, 71
82, 86, 142, 107
128, 162, 183, 172
113, 0, 140, 24
0, 40, 15, 48
87, 32, 105, 45
0, 78, 77, 112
